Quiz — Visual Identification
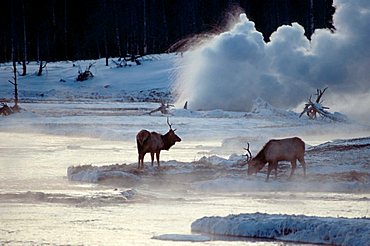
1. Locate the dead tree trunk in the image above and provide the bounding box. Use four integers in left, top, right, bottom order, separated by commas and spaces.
37, 61, 47, 76
76, 63, 94, 81
148, 101, 174, 115
315, 87, 327, 104
143, 0, 147, 55
64, 0, 68, 60
104, 30, 109, 66
113, 0, 122, 58
7, 1, 20, 113
10, 58, 19, 107
300, 87, 332, 120
21, 0, 27, 76
3, 54, 21, 115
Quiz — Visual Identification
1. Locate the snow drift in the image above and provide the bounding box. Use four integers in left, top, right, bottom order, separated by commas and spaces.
191, 213, 370, 246
67, 164, 141, 186
174, 0, 370, 122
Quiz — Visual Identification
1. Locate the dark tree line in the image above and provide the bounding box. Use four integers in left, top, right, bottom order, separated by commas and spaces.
0, 0, 334, 65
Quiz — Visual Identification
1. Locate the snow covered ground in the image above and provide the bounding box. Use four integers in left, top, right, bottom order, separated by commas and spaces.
0, 54, 174, 103
1, 53, 370, 245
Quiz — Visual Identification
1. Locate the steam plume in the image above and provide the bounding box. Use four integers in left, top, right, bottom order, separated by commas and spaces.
173, 0, 370, 122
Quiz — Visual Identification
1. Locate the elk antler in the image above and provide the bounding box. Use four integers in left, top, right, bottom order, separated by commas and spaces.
167, 117, 174, 130
243, 142, 252, 161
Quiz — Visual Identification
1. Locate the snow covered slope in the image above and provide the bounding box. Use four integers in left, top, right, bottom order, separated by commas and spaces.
0, 54, 175, 102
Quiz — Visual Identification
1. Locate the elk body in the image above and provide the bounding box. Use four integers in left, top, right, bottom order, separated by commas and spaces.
136, 118, 181, 169
246, 137, 306, 181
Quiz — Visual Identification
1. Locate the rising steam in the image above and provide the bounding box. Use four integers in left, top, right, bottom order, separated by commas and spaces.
173, 0, 370, 122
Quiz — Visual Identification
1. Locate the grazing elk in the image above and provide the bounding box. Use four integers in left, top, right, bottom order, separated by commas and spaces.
245, 137, 306, 181
136, 118, 181, 169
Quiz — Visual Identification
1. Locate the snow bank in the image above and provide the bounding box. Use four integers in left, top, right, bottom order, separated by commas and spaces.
191, 213, 370, 246
196, 155, 239, 166
311, 136, 370, 150
67, 164, 140, 186
0, 189, 143, 205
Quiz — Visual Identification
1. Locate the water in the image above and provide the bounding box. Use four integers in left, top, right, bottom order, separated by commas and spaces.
0, 102, 369, 245
2, 193, 368, 245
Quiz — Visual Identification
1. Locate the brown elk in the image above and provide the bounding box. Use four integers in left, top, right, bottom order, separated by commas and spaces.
245, 137, 306, 181
136, 117, 181, 169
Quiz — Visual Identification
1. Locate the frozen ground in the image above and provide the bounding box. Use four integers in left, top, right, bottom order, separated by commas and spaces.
0, 54, 369, 245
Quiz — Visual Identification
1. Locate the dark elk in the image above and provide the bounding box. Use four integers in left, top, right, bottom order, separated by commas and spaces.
136, 118, 181, 169
245, 137, 306, 181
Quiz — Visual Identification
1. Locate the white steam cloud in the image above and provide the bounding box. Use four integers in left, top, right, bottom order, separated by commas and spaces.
173, 0, 370, 122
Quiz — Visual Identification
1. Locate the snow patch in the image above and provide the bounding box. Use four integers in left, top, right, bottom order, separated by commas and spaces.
197, 155, 238, 166
67, 164, 140, 185
192, 213, 370, 246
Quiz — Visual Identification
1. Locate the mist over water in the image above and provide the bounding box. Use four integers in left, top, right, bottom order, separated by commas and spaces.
174, 0, 370, 122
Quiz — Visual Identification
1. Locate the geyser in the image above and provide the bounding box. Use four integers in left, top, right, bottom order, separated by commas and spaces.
173, 0, 370, 122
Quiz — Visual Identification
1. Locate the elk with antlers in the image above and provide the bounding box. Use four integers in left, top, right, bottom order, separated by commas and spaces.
244, 137, 306, 181
136, 117, 181, 169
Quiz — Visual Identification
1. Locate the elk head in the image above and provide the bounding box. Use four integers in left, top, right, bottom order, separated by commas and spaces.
243, 143, 264, 175
247, 159, 265, 175
162, 117, 181, 150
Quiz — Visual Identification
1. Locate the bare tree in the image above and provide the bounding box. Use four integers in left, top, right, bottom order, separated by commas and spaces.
37, 61, 47, 76
76, 63, 94, 81
148, 101, 174, 115
143, 0, 147, 55
1, 44, 21, 116
64, 0, 68, 60
299, 87, 341, 121
21, 0, 27, 76
113, 0, 122, 58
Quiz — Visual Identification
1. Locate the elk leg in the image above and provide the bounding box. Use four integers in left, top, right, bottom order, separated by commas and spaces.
138, 154, 144, 169
266, 162, 274, 182
274, 163, 278, 179
156, 152, 160, 167
150, 152, 154, 166
142, 153, 147, 169
288, 160, 297, 180
298, 156, 306, 177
